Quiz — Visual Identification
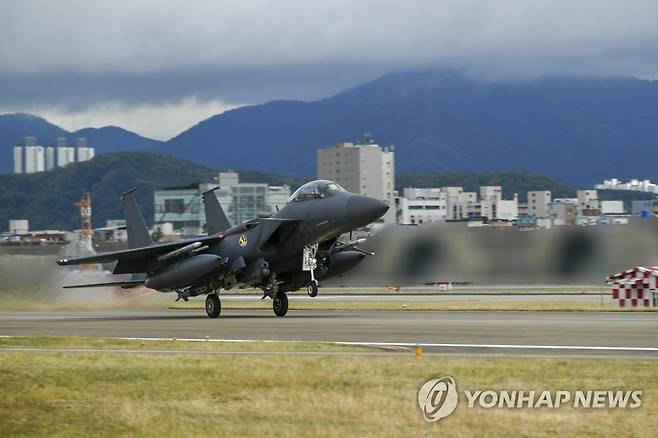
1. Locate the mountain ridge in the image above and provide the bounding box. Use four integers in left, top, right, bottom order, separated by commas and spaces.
160, 70, 658, 185
3, 70, 658, 185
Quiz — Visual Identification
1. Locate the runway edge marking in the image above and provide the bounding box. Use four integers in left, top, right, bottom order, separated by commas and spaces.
118, 337, 658, 352
1, 336, 656, 352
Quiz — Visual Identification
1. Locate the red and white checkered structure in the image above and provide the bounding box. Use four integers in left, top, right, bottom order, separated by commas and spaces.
606, 266, 658, 308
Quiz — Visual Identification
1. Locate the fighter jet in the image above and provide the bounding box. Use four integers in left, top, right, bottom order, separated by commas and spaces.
57, 180, 388, 318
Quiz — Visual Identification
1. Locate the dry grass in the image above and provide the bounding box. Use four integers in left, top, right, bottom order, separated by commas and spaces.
0, 339, 656, 436
0, 336, 368, 353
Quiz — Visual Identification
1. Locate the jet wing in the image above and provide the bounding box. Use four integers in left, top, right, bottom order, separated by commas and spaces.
56, 235, 223, 266
63, 280, 145, 289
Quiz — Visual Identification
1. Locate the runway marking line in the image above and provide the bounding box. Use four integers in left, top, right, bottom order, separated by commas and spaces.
2, 336, 656, 353
107, 337, 658, 353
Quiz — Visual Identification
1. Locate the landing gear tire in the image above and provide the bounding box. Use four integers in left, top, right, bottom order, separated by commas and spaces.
272, 293, 289, 317
307, 280, 319, 298
205, 293, 221, 318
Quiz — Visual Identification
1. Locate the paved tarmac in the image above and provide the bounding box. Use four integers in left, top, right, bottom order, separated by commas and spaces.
1, 309, 656, 358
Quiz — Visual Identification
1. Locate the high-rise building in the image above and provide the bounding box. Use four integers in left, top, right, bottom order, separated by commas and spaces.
74, 138, 95, 163
528, 191, 552, 217
317, 137, 395, 223
57, 146, 76, 167
480, 186, 502, 202
24, 146, 45, 173
45, 146, 55, 171
397, 188, 447, 225
13, 146, 23, 174
577, 190, 599, 215
77, 146, 95, 162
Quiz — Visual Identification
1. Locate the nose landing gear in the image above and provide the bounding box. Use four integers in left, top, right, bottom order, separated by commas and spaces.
303, 244, 320, 298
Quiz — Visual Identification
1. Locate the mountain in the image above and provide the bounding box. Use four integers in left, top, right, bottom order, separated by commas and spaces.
0, 113, 163, 174
70, 126, 161, 152
161, 70, 658, 186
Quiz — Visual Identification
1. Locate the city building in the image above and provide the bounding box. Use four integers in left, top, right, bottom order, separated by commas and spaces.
13, 136, 95, 172
154, 172, 290, 235
443, 187, 477, 220
480, 186, 502, 202
631, 200, 656, 217
154, 183, 214, 235
56, 145, 76, 167
527, 191, 552, 217
595, 178, 658, 193
24, 145, 45, 173
397, 188, 447, 225
551, 201, 577, 226
317, 136, 395, 224
75, 138, 95, 162
45, 146, 55, 171
8, 219, 29, 235
600, 200, 625, 215
577, 190, 599, 215
13, 137, 45, 174
13, 146, 22, 174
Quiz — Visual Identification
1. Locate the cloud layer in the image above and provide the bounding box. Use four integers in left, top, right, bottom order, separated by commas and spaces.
2, 0, 656, 76
1, 0, 656, 137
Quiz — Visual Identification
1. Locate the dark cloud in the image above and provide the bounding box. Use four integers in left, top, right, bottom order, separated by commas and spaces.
1, 0, 656, 136
0, 65, 390, 110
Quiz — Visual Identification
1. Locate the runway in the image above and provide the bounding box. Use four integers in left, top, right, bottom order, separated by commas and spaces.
1, 309, 656, 358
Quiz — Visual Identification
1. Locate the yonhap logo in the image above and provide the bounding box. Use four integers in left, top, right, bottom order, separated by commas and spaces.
417, 376, 459, 422
417, 375, 642, 423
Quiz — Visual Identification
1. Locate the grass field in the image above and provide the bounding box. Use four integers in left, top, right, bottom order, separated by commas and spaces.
0, 337, 656, 436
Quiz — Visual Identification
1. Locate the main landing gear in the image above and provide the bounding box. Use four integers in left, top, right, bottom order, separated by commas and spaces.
307, 280, 318, 297
272, 292, 288, 317
205, 293, 221, 318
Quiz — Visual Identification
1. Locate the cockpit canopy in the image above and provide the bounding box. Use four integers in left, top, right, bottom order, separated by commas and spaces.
288, 180, 347, 202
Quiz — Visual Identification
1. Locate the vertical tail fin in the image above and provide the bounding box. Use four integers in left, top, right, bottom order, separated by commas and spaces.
121, 188, 153, 249
202, 187, 230, 235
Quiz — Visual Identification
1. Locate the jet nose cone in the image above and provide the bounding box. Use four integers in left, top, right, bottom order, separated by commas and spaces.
346, 195, 389, 227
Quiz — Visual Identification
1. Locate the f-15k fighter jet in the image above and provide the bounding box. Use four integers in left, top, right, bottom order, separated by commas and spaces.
57, 180, 388, 318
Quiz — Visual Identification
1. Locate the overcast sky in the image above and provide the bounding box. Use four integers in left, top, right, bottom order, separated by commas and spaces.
1, 0, 656, 139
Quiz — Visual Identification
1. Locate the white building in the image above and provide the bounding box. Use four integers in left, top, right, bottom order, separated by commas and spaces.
8, 219, 29, 235
13, 146, 23, 174
595, 178, 658, 193
317, 137, 395, 224
601, 200, 625, 215
480, 186, 502, 202
45, 146, 55, 171
24, 146, 45, 173
57, 146, 76, 167
528, 191, 552, 217
74, 137, 95, 162
443, 187, 477, 220
494, 199, 519, 221
397, 188, 447, 225
577, 190, 599, 214
77, 147, 95, 162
